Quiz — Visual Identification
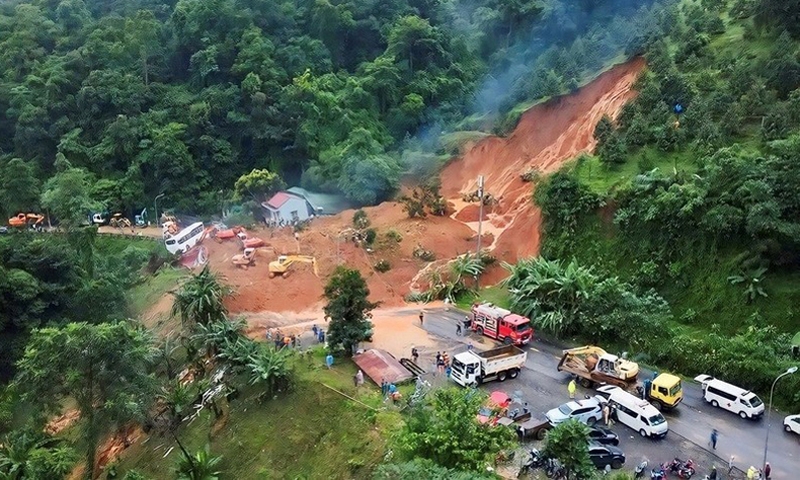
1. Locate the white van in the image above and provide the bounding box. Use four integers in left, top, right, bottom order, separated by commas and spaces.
694, 374, 765, 420
596, 385, 669, 439
165, 222, 205, 254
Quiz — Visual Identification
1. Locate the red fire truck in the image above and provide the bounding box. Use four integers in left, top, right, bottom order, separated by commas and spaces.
470, 303, 534, 346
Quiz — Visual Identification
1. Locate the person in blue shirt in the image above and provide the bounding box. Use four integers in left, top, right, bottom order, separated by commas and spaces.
325, 353, 334, 369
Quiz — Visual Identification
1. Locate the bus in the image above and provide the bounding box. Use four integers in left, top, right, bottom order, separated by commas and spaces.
165, 222, 205, 255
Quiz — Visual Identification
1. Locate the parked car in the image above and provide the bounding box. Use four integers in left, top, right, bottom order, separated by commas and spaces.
546, 397, 605, 426
0, 226, 7, 234
784, 414, 800, 434
588, 426, 620, 446
588, 442, 626, 469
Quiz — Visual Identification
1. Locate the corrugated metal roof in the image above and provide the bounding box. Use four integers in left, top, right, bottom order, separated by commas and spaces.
265, 192, 295, 209
353, 349, 414, 385
286, 187, 356, 215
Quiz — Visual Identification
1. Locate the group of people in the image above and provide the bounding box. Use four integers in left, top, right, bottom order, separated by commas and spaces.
266, 329, 299, 349
380, 378, 401, 401
311, 324, 326, 343
435, 351, 451, 377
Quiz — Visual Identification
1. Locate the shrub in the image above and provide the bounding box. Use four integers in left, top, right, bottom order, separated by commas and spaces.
353, 209, 370, 229
374, 259, 391, 272
364, 228, 377, 245
413, 246, 436, 262
385, 229, 403, 243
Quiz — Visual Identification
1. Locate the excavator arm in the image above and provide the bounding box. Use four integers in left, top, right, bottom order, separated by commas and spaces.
268, 255, 318, 278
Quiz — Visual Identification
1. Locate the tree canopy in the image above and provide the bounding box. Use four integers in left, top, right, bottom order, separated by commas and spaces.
323, 266, 377, 354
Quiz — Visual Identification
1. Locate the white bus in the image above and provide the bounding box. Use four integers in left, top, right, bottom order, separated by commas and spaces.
165, 222, 205, 255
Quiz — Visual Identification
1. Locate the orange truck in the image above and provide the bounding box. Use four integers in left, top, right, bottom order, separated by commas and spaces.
469, 303, 534, 346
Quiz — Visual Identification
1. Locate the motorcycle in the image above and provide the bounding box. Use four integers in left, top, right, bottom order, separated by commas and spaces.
667, 458, 696, 479
635, 461, 648, 479
651, 465, 666, 480
519, 448, 546, 475
545, 458, 566, 479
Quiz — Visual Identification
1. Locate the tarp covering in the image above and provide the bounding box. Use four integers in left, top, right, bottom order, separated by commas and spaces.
353, 349, 414, 385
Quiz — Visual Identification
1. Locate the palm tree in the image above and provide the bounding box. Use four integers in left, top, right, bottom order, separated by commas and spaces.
0, 429, 73, 480
171, 266, 228, 327
175, 445, 222, 480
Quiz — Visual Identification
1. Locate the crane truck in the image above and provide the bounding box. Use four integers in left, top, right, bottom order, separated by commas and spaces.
451, 345, 527, 387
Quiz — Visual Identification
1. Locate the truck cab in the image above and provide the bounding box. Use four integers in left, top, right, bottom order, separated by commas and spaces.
451, 352, 482, 386
470, 303, 534, 346
645, 373, 683, 410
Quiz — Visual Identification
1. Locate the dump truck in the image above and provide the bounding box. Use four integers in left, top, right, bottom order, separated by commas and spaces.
469, 302, 534, 346
451, 345, 527, 388
557, 346, 639, 389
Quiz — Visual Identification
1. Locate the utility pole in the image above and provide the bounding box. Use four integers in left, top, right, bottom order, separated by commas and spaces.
154, 193, 165, 228
475, 175, 485, 290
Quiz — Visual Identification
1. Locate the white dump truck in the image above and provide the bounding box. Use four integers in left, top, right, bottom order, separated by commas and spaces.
451, 345, 527, 387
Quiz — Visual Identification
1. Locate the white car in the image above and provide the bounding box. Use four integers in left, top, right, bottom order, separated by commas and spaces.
784, 414, 800, 434
546, 397, 606, 426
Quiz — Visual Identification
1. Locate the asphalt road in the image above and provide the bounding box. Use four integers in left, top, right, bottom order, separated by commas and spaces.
415, 307, 798, 479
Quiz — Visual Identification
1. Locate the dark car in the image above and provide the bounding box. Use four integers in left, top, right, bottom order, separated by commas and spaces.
588, 442, 625, 469
588, 426, 619, 446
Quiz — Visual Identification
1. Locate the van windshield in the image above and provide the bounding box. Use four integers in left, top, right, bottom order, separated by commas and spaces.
648, 414, 666, 426
749, 396, 763, 408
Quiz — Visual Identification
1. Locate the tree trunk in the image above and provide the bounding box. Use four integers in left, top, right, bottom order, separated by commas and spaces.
141, 50, 149, 86
85, 412, 97, 480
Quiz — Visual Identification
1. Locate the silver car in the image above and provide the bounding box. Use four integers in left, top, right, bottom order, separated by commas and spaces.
546, 397, 606, 426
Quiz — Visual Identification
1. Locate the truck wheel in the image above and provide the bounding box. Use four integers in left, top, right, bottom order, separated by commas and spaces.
536, 428, 549, 440
498, 371, 507, 382
579, 378, 593, 388
476, 377, 483, 386
509, 369, 519, 379
652, 400, 662, 411
476, 327, 484, 336
503, 336, 512, 345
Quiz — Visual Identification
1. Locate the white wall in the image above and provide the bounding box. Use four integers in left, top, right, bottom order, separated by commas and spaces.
265, 196, 310, 225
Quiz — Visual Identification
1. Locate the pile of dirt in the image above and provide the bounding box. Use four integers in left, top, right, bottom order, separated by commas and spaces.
441, 58, 646, 267
207, 201, 477, 315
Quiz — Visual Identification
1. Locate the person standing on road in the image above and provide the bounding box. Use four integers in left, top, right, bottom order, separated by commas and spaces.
708, 465, 717, 480
456, 322, 462, 336
419, 311, 424, 325
763, 462, 771, 480
746, 466, 757, 480
728, 456, 735, 476
602, 403, 610, 425
709, 428, 718, 450
411, 347, 419, 363
568, 378, 577, 399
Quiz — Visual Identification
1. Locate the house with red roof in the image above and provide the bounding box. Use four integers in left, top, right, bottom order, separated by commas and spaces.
261, 187, 356, 226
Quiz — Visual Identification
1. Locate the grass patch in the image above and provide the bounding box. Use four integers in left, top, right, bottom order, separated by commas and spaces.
126, 267, 185, 318
456, 285, 511, 310
115, 349, 402, 479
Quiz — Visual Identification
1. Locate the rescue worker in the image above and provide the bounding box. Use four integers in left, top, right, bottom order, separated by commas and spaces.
568, 378, 577, 399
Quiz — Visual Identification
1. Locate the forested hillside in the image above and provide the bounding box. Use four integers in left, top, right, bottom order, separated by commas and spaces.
0, 0, 670, 218
521, 0, 800, 405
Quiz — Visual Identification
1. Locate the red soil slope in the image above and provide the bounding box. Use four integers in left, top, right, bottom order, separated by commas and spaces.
441, 58, 645, 270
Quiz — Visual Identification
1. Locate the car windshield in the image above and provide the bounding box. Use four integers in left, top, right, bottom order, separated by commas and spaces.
669, 384, 682, 396
558, 405, 572, 415
649, 414, 666, 426
749, 396, 763, 408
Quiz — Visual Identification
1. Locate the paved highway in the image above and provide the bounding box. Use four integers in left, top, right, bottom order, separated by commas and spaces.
413, 307, 799, 479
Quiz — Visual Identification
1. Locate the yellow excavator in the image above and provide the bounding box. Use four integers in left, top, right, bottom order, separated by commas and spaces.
268, 255, 318, 278
109, 213, 132, 229
232, 248, 258, 269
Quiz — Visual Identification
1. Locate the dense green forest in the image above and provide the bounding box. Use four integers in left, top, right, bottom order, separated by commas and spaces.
521, 0, 800, 406
0, 0, 673, 218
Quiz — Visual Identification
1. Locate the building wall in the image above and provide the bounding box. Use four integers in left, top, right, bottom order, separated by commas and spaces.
264, 196, 311, 225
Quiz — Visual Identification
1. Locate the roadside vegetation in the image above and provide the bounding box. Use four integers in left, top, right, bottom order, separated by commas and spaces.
507, 0, 800, 408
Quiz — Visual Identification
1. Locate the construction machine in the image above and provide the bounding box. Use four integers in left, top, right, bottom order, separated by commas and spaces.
232, 248, 258, 269
8, 213, 46, 231
134, 208, 148, 227
557, 346, 639, 389
109, 213, 132, 229
268, 255, 318, 278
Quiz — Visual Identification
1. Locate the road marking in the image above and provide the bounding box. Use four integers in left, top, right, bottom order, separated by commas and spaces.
529, 347, 540, 353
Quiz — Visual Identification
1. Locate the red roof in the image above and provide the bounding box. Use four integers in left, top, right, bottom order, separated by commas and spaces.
352, 349, 414, 385
266, 192, 293, 209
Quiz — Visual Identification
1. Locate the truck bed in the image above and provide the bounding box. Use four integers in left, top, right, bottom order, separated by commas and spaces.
477, 344, 524, 360
558, 356, 636, 388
